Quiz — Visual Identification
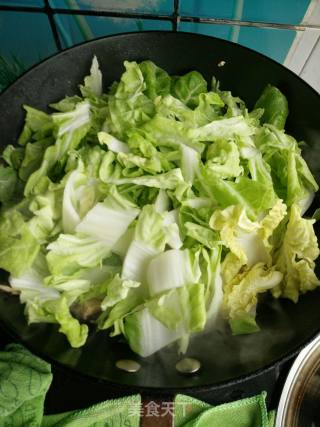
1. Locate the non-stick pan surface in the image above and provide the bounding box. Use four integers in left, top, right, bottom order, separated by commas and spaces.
1, 31, 320, 395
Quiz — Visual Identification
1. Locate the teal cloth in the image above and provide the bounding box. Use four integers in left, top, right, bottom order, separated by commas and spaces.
0, 344, 275, 426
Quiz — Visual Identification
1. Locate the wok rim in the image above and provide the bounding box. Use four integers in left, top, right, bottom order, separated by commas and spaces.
1, 30, 319, 100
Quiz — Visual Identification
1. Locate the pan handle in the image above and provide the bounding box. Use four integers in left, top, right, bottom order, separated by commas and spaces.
140, 396, 174, 427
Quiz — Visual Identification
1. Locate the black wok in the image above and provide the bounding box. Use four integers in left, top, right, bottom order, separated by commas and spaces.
0, 31, 320, 419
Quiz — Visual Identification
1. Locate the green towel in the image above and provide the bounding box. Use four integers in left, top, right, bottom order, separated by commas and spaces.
0, 343, 52, 427
174, 394, 276, 427
0, 344, 275, 427
41, 395, 141, 427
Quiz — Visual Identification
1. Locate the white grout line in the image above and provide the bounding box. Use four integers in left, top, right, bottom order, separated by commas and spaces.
231, 0, 244, 43
180, 16, 319, 30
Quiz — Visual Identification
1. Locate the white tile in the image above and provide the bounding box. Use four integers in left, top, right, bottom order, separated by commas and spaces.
300, 36, 320, 92
284, 0, 320, 92
284, 28, 320, 74
301, 0, 320, 25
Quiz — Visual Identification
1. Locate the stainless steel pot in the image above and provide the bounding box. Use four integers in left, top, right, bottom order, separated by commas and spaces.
276, 334, 320, 426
